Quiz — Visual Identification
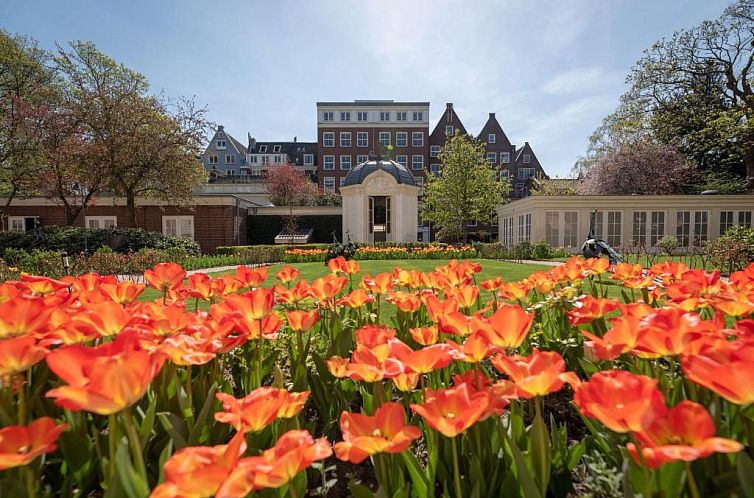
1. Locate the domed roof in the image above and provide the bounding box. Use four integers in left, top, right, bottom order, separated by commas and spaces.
342, 159, 416, 187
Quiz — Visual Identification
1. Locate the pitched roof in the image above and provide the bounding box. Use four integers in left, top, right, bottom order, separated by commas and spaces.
429, 103, 468, 144
477, 113, 512, 148
248, 141, 317, 166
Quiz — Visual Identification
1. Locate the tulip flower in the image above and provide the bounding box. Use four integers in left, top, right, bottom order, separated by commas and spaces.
422, 294, 459, 323
491, 349, 579, 398
573, 370, 667, 433
626, 401, 742, 469
235, 265, 268, 288
275, 265, 300, 284
45, 332, 164, 415
17, 274, 70, 295
682, 341, 754, 405
362, 272, 393, 295
285, 309, 320, 332
275, 280, 311, 305
334, 402, 422, 464
582, 316, 640, 361
633, 308, 714, 358
449, 332, 494, 363
223, 288, 275, 320
99, 280, 145, 305
309, 275, 348, 306
482, 304, 534, 349
338, 289, 374, 308
567, 295, 619, 325
0, 417, 68, 471
388, 340, 454, 375
215, 387, 308, 433
445, 285, 479, 309
0, 335, 47, 377
410, 325, 439, 346
216, 430, 332, 496
0, 296, 50, 339
144, 263, 186, 293
150, 432, 247, 498
410, 383, 491, 437
327, 348, 404, 383
385, 291, 422, 313
70, 300, 136, 337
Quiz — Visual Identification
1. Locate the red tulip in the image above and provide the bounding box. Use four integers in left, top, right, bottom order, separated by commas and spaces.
0, 417, 68, 471
144, 263, 186, 293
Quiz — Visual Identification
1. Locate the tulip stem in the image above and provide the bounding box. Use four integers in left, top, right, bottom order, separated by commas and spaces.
685, 462, 700, 498
450, 436, 463, 498
23, 466, 34, 498
108, 413, 117, 481
122, 407, 147, 485
288, 479, 301, 498
17, 373, 26, 425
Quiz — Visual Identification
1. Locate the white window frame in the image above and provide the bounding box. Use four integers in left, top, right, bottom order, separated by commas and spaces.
216, 139, 227, 149
517, 167, 535, 180
303, 154, 314, 166
379, 132, 391, 147
356, 155, 368, 164
340, 155, 352, 170
523, 154, 531, 164
413, 111, 423, 121
396, 155, 408, 166
357, 132, 368, 147
380, 111, 390, 122
357, 111, 368, 122
445, 125, 454, 136
488, 133, 496, 144
412, 132, 424, 147
545, 212, 560, 247
208, 154, 218, 165
430, 163, 441, 176
225, 154, 236, 164
323, 155, 335, 170
396, 111, 407, 121
323, 177, 335, 193
162, 215, 194, 240
340, 132, 352, 147
340, 111, 351, 122
396, 132, 408, 148
500, 152, 510, 164
8, 216, 34, 233
85, 216, 117, 229
323, 132, 335, 148
259, 145, 267, 153
411, 155, 424, 171
273, 145, 281, 153
323, 111, 334, 122
486, 152, 497, 164
430, 145, 440, 157
606, 211, 622, 248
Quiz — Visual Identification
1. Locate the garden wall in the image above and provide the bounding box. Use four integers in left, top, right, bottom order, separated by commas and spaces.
247, 206, 343, 245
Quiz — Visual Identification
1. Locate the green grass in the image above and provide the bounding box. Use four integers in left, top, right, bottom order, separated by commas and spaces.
140, 259, 554, 307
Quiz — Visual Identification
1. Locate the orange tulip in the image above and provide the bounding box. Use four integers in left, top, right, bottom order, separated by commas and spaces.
388, 340, 454, 374
341, 259, 361, 275
582, 316, 640, 361
497, 281, 530, 301
446, 285, 479, 309
275, 265, 300, 284
17, 274, 69, 295
633, 308, 714, 358
410, 383, 490, 437
138, 302, 197, 337
0, 417, 68, 471
567, 295, 619, 325
327, 348, 404, 383
99, 280, 145, 305
482, 304, 534, 349
393, 372, 420, 392
285, 309, 320, 332
217, 430, 332, 496
626, 400, 742, 469
0, 283, 20, 304
480, 277, 503, 292
491, 349, 578, 398
223, 289, 275, 321
215, 387, 308, 433
150, 431, 247, 498
410, 326, 439, 346
144, 263, 186, 293
386, 291, 421, 313
682, 341, 754, 405
0, 335, 47, 377
235, 265, 268, 288
70, 300, 136, 337
327, 256, 347, 274
338, 289, 374, 308
45, 332, 164, 415
187, 273, 225, 302
573, 370, 667, 433
158, 334, 216, 366
449, 332, 494, 363
422, 294, 459, 323
0, 296, 50, 339
309, 275, 348, 306
361, 272, 393, 295
334, 402, 422, 464
275, 280, 311, 305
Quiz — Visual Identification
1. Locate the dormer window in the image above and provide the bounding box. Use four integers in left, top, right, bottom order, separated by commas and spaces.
445, 125, 454, 136
523, 154, 531, 164
488, 134, 496, 144
216, 139, 227, 149
273, 145, 281, 153
259, 145, 267, 153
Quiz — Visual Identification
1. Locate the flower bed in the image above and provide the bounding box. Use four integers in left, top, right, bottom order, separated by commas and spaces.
284, 244, 475, 263
1, 257, 754, 496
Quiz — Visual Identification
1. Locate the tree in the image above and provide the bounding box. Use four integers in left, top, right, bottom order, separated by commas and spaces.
0, 30, 52, 222
578, 141, 696, 195
54, 42, 208, 225
263, 162, 319, 243
581, 0, 754, 192
422, 132, 508, 242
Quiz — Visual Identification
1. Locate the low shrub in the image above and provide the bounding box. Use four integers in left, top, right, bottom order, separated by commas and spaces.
705, 225, 754, 273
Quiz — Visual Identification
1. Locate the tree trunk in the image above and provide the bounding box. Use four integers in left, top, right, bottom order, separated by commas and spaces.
0, 184, 17, 230
126, 194, 138, 227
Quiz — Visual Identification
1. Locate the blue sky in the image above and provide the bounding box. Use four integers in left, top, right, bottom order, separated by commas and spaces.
1, 0, 731, 177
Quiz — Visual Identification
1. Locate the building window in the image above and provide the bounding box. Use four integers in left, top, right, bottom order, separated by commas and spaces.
274, 155, 282, 164
323, 177, 335, 193
632, 211, 647, 246
497, 169, 510, 182
225, 154, 236, 164
262, 156, 270, 165
216, 139, 226, 149
396, 132, 407, 147
357, 132, 368, 147
227, 169, 236, 176
430, 163, 441, 176
340, 132, 352, 147
303, 154, 314, 165
340, 155, 352, 170
523, 154, 531, 164
739, 211, 753, 227
517, 213, 531, 242
500, 152, 510, 164
412, 132, 424, 147
564, 211, 578, 247
397, 111, 407, 121
693, 211, 708, 245
163, 216, 194, 240
323, 111, 334, 122
357, 155, 368, 164
340, 111, 351, 122
412, 155, 424, 171
380, 111, 390, 121
379, 132, 390, 147
486, 152, 497, 164
396, 155, 408, 166
606, 211, 622, 248
259, 145, 267, 153
445, 125, 454, 136
648, 211, 665, 246
676, 211, 691, 247
545, 212, 560, 247
86, 216, 117, 229
8, 216, 35, 232
413, 111, 423, 121
357, 111, 368, 122
208, 155, 218, 164
251, 168, 261, 176
323, 155, 335, 170
323, 132, 335, 147
273, 145, 281, 153
517, 167, 535, 180
488, 133, 496, 144
501, 217, 512, 247
249, 156, 258, 164
430, 145, 440, 157
720, 211, 735, 235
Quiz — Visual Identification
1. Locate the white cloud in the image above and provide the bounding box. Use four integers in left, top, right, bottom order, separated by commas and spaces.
542, 66, 625, 95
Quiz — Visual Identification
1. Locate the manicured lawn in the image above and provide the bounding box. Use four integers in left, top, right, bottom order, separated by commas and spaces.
139, 259, 554, 308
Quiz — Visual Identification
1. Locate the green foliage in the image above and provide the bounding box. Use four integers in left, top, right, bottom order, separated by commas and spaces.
422, 132, 509, 242
657, 235, 679, 256
705, 225, 754, 273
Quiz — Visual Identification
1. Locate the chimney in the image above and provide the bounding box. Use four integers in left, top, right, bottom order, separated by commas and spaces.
294, 136, 297, 142
218, 125, 224, 130
446, 103, 453, 109
489, 112, 495, 118
446, 103, 453, 121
